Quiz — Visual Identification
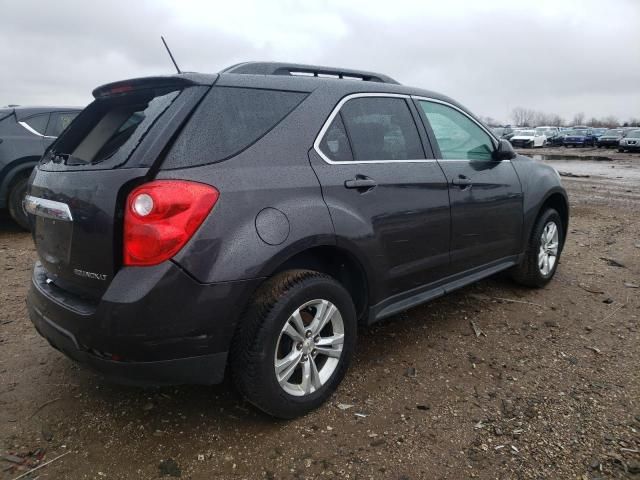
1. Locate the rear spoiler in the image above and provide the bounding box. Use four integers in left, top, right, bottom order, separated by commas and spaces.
92, 73, 217, 98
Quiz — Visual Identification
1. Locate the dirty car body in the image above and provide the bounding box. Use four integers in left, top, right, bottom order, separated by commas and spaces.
25, 62, 569, 416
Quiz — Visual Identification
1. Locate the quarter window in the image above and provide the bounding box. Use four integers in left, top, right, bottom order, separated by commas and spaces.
165, 87, 307, 167
24, 114, 50, 135
329, 97, 424, 161
419, 101, 495, 161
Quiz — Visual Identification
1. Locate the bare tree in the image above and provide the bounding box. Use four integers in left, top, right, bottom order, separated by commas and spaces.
511, 107, 536, 127
479, 115, 500, 127
571, 112, 585, 126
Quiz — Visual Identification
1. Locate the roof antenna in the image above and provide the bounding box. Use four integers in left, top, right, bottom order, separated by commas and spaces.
161, 36, 182, 74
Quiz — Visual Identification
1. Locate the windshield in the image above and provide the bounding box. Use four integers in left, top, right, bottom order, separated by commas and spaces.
626, 129, 640, 139
566, 129, 587, 136
603, 129, 622, 136
516, 130, 534, 136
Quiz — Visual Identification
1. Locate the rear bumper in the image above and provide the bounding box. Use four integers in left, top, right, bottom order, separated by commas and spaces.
28, 261, 262, 386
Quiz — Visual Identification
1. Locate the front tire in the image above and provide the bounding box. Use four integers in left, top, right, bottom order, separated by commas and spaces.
8, 175, 30, 231
230, 270, 357, 419
511, 209, 563, 288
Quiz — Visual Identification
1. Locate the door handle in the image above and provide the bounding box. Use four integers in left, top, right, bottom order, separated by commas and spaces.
345, 176, 377, 190
451, 175, 472, 188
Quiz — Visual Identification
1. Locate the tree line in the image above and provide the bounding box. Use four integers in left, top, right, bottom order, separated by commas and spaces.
482, 107, 640, 128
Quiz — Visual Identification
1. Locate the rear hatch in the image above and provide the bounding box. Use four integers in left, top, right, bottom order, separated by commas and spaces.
27, 75, 213, 299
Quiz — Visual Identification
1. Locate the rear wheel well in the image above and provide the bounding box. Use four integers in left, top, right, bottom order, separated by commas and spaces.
272, 246, 369, 321
539, 193, 569, 248
2, 161, 36, 205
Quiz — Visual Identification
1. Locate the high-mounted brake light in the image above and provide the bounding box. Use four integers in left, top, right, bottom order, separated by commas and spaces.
123, 180, 219, 266
107, 85, 134, 95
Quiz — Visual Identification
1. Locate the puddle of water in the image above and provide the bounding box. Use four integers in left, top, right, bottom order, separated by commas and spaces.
530, 156, 640, 186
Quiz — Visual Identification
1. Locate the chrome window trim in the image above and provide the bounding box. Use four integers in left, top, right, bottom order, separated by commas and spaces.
18, 121, 56, 139
313, 92, 436, 165
23, 195, 73, 222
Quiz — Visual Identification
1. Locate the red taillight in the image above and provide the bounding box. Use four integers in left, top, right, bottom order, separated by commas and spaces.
123, 180, 219, 266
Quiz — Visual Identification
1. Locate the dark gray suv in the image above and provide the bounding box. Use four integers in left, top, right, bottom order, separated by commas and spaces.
0, 106, 80, 228
25, 62, 568, 418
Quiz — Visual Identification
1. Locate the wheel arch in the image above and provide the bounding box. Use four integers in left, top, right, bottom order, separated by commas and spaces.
265, 244, 371, 322
0, 156, 39, 208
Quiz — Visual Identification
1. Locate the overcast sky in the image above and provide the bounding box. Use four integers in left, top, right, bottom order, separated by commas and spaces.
2, 0, 639, 124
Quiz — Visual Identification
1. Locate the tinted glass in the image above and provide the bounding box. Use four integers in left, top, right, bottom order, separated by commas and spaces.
319, 114, 353, 162
419, 101, 494, 161
166, 87, 307, 167
339, 97, 424, 161
45, 112, 79, 137
25, 114, 49, 134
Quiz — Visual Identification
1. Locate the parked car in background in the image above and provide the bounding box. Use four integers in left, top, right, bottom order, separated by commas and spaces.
563, 128, 596, 147
24, 62, 568, 418
618, 129, 640, 152
510, 129, 547, 148
597, 129, 626, 148
0, 106, 81, 229
550, 130, 570, 146
591, 128, 607, 138
535, 126, 560, 143
491, 126, 515, 140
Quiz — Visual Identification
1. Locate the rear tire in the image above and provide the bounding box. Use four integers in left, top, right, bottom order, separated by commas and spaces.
511, 209, 563, 288
230, 270, 357, 419
7, 175, 30, 231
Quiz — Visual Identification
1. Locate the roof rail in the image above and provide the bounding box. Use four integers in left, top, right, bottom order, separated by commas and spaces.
221, 62, 400, 85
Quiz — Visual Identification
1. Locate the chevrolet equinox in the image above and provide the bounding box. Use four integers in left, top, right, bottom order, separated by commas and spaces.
26, 62, 568, 418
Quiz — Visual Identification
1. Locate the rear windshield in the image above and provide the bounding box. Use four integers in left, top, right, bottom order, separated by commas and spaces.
47, 87, 181, 167
162, 86, 307, 168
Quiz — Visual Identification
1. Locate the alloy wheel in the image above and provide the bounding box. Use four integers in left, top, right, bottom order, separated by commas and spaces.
538, 221, 559, 276
274, 299, 344, 396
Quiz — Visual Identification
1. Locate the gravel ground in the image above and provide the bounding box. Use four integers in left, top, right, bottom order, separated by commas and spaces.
1, 147, 639, 479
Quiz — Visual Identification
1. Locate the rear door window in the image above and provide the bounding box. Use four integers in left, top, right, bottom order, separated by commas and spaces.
164, 87, 307, 168
45, 112, 79, 137
338, 97, 424, 161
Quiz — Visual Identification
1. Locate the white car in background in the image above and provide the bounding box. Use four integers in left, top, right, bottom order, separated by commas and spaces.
509, 129, 547, 148
536, 126, 560, 141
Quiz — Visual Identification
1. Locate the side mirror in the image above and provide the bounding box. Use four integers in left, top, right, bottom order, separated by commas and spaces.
494, 139, 516, 161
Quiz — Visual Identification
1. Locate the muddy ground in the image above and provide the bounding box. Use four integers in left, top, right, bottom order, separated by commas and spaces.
1, 147, 639, 479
